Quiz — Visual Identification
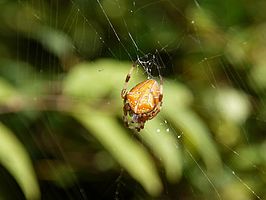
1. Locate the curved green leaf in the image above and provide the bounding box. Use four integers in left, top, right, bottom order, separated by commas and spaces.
0, 123, 40, 200
142, 117, 183, 182
72, 105, 162, 196
163, 81, 222, 173
63, 59, 131, 101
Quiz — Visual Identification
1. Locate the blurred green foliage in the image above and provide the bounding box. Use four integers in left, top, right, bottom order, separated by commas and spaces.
0, 0, 266, 199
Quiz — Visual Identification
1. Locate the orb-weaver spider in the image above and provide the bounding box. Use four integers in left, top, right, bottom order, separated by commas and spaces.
121, 58, 163, 132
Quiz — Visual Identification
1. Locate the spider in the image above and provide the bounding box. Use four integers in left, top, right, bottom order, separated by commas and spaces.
121, 59, 163, 132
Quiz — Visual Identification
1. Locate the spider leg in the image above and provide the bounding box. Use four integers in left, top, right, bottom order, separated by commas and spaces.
148, 108, 160, 120
123, 102, 131, 128
159, 74, 163, 99
146, 97, 163, 120
121, 62, 138, 98
135, 120, 145, 132
123, 116, 129, 128
139, 121, 145, 130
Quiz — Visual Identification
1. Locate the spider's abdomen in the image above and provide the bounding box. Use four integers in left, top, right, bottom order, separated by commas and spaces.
126, 79, 160, 114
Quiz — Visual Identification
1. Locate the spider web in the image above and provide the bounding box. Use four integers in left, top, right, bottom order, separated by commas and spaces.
1, 0, 265, 199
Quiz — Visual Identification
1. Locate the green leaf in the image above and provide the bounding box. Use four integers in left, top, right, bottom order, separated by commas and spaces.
35, 26, 73, 57
71, 105, 163, 196
142, 117, 183, 182
163, 80, 222, 173
0, 123, 40, 200
63, 59, 130, 101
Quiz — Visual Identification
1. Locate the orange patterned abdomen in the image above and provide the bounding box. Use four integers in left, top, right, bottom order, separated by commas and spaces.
126, 79, 160, 114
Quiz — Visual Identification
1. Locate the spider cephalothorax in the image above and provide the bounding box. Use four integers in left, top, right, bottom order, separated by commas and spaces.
121, 60, 163, 132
